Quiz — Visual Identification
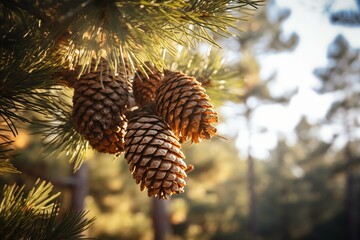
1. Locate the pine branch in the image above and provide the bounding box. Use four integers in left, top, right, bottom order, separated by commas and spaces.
0, 180, 95, 239
40, 0, 265, 75
0, 180, 59, 239
0, 142, 19, 174
0, 161, 19, 175
47, 210, 95, 240
166, 46, 245, 105
33, 88, 89, 172
0, 4, 64, 138
0, 179, 60, 214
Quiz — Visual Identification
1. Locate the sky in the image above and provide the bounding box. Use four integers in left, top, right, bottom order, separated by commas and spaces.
219, 0, 360, 159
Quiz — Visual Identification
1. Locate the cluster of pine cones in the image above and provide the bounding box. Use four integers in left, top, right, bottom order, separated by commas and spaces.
70, 60, 218, 199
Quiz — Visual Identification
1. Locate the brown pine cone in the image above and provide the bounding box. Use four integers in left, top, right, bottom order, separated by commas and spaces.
155, 70, 218, 143
72, 60, 129, 154
133, 63, 164, 107
124, 106, 187, 199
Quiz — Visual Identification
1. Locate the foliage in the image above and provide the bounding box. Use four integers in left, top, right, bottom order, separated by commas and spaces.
0, 160, 19, 175
0, 142, 19, 174
0, 1, 62, 141
165, 46, 246, 105
0, 0, 265, 173
238, 3, 298, 53
0, 179, 95, 239
56, 0, 264, 74
33, 88, 88, 172
0, 0, 266, 239
2, 1, 359, 239
0, 0, 265, 75
314, 34, 360, 171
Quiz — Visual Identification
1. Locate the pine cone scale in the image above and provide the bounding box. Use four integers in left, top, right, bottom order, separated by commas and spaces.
72, 60, 129, 154
70, 60, 220, 198
133, 63, 164, 106
125, 107, 187, 199
155, 70, 218, 143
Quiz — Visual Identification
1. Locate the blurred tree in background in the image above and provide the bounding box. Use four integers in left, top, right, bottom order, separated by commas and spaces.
313, 33, 360, 240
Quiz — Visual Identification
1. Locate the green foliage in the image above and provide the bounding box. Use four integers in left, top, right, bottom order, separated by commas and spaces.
165, 46, 245, 105
1, 180, 60, 214
0, 179, 95, 240
0, 0, 265, 172
0, 0, 264, 75
0, 161, 19, 175
34, 89, 89, 172
60, 0, 264, 73
0, 0, 267, 238
0, 51, 60, 138
0, 2, 62, 139
0, 142, 19, 174
314, 35, 360, 172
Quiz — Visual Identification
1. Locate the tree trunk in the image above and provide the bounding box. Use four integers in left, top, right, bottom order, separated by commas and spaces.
70, 162, 89, 212
280, 187, 290, 240
152, 198, 172, 240
247, 152, 257, 236
278, 156, 290, 240
345, 144, 359, 240
345, 173, 359, 240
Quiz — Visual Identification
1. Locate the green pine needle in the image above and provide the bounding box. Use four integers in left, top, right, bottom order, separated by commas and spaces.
0, 4, 64, 138
166, 45, 245, 105
0, 161, 19, 175
25, 179, 61, 213
48, 210, 95, 240
0, 142, 19, 174
34, 88, 89, 172
0, 180, 95, 239
50, 0, 265, 75
0, 179, 60, 215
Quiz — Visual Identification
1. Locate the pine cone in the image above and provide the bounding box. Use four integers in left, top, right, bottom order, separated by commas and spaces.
133, 63, 164, 107
124, 106, 187, 199
155, 70, 218, 143
72, 60, 129, 154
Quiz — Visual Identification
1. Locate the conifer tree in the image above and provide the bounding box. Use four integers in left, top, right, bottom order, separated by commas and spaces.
0, 0, 264, 238
314, 34, 360, 240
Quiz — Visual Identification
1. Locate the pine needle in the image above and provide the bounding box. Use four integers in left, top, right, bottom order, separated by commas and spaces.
165, 45, 245, 106
33, 88, 89, 172
0, 180, 95, 239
